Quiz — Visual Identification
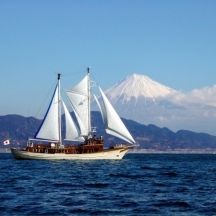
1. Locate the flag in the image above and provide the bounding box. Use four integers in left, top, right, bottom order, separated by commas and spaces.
3, 139, 10, 145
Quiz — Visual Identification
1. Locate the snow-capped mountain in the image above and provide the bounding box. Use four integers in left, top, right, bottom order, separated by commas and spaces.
106, 73, 177, 103
103, 73, 216, 135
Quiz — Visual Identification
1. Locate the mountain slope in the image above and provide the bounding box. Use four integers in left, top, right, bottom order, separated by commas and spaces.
1, 112, 216, 151
0, 115, 41, 145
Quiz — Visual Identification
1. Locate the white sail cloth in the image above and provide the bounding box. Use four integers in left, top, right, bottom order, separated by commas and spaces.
67, 73, 135, 144
62, 101, 84, 141
97, 87, 135, 144
66, 74, 90, 137
35, 84, 60, 141
34, 82, 84, 142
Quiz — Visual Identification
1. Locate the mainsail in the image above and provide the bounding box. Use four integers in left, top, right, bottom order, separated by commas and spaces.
35, 83, 60, 142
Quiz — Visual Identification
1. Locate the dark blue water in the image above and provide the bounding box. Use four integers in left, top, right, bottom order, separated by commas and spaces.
1, 153, 216, 215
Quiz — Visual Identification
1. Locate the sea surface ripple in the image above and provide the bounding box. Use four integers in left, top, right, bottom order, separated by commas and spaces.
0, 153, 216, 215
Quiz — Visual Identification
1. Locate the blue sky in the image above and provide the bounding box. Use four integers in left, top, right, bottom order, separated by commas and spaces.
0, 0, 216, 117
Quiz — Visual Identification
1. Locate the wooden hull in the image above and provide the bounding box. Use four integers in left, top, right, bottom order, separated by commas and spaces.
10, 147, 129, 160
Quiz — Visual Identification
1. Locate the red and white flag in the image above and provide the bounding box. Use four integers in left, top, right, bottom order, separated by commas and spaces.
3, 139, 10, 145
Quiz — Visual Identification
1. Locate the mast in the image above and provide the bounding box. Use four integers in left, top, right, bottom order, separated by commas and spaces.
57, 73, 62, 146
87, 67, 91, 138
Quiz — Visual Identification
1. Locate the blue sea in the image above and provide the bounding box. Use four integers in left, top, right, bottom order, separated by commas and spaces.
0, 153, 216, 216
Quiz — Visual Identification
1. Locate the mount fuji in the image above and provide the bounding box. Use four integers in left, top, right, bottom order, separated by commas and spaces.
103, 73, 216, 135
106, 73, 177, 103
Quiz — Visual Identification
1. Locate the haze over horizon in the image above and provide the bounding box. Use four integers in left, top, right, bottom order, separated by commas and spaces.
0, 1, 216, 134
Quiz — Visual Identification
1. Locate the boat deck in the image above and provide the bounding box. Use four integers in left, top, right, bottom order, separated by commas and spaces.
26, 138, 104, 154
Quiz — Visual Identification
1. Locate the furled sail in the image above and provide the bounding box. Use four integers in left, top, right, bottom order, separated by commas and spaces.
66, 74, 90, 137
62, 101, 84, 141
98, 87, 135, 144
35, 84, 60, 141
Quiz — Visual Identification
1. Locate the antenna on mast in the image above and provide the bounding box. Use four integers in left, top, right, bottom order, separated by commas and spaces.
87, 67, 90, 74
58, 73, 61, 80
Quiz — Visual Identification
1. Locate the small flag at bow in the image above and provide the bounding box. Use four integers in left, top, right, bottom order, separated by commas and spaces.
3, 139, 10, 145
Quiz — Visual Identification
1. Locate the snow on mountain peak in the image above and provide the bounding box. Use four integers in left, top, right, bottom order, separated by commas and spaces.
106, 73, 176, 102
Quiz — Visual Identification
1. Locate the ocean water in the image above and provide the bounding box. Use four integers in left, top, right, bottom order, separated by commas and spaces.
0, 153, 216, 216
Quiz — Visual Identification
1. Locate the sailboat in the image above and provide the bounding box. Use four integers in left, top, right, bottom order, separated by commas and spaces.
11, 69, 135, 160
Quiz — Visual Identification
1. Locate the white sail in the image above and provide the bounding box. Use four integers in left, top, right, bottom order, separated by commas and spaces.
66, 74, 90, 137
98, 87, 135, 144
35, 84, 60, 141
62, 101, 84, 141
93, 94, 105, 123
